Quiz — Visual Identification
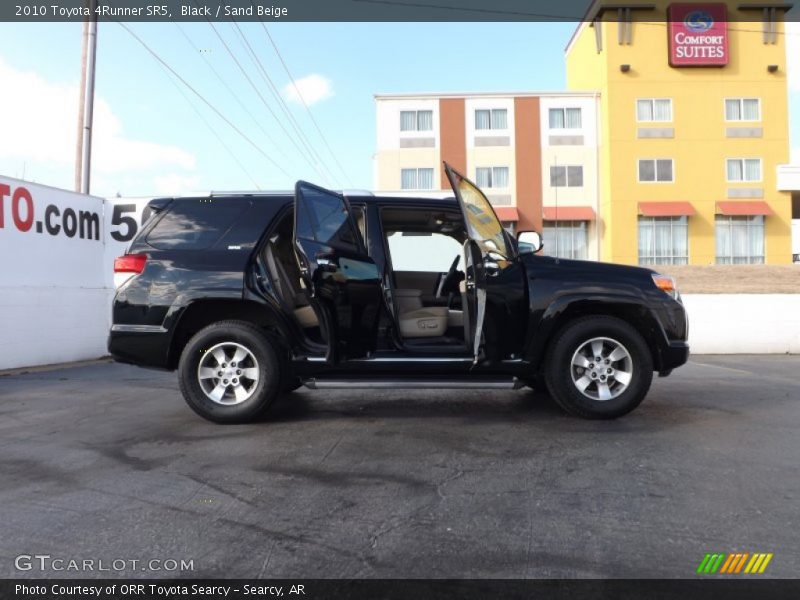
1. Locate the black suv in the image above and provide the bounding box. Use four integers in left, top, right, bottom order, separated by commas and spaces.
109, 164, 688, 422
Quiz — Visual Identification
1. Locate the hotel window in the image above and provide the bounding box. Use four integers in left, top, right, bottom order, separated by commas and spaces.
638, 216, 688, 265
637, 98, 672, 122
542, 221, 588, 260
400, 168, 434, 190
475, 108, 508, 130
475, 166, 509, 188
399, 110, 433, 132
715, 215, 765, 264
638, 159, 674, 183
726, 158, 762, 182
548, 107, 582, 129
550, 165, 584, 188
725, 98, 760, 122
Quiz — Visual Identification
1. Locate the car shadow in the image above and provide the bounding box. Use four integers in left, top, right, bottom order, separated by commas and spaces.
262, 387, 699, 432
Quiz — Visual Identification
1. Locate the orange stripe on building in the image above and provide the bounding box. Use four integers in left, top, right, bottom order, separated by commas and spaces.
438, 98, 466, 189
513, 96, 543, 233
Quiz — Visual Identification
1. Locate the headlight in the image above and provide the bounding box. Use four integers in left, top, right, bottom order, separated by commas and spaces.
652, 274, 678, 299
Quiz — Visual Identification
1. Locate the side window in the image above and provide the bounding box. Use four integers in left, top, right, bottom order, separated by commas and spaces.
386, 232, 463, 272
296, 186, 359, 252
146, 198, 249, 250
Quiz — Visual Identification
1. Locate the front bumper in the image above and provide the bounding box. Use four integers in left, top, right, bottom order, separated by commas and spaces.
658, 340, 690, 374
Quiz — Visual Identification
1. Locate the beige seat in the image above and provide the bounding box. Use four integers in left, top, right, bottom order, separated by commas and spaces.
394, 288, 462, 338
265, 241, 320, 329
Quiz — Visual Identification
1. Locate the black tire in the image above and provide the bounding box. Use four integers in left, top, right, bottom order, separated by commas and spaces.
178, 320, 282, 424
544, 316, 653, 419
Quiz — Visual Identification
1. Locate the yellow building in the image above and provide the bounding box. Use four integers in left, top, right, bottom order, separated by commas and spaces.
566, 0, 792, 264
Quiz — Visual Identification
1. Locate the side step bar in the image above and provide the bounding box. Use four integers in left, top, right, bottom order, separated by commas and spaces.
303, 378, 524, 390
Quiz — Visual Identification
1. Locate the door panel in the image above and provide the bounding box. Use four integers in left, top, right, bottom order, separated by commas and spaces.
294, 181, 382, 362
444, 163, 518, 362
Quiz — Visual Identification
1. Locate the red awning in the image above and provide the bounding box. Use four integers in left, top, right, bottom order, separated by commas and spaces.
542, 206, 596, 221
638, 201, 696, 217
493, 207, 519, 221
716, 201, 773, 216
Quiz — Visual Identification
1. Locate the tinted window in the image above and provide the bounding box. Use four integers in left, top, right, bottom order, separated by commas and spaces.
451, 172, 510, 259
146, 198, 249, 250
296, 186, 358, 251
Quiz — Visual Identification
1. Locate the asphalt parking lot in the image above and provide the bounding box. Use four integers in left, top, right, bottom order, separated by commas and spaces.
1, 356, 798, 579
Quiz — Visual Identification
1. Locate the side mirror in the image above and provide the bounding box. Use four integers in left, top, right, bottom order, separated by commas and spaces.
517, 230, 543, 254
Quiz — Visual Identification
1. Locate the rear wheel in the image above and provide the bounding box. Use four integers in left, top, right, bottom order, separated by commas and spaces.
545, 316, 653, 419
178, 320, 281, 423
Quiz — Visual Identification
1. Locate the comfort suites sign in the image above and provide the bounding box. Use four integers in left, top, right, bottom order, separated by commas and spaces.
668, 3, 729, 67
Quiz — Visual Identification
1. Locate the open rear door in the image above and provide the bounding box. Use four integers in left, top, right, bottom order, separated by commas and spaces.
443, 163, 514, 363
293, 181, 382, 363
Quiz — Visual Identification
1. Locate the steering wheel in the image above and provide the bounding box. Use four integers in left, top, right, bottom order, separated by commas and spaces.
436, 255, 462, 298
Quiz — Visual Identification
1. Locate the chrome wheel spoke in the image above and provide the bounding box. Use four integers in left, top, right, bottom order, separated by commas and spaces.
232, 384, 249, 402
241, 367, 259, 381
608, 345, 628, 362
232, 347, 247, 363
212, 347, 227, 365
574, 375, 593, 392
208, 382, 227, 402
596, 382, 612, 401
572, 354, 591, 369
591, 340, 604, 360
198, 367, 218, 380
614, 369, 632, 385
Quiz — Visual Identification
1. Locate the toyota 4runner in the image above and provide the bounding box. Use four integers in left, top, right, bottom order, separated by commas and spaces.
109, 164, 689, 422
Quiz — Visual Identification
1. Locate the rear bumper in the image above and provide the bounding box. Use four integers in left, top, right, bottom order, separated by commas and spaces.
107, 325, 172, 370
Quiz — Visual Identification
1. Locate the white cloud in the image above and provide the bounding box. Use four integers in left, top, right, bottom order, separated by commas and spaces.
282, 74, 334, 106
788, 20, 800, 92
0, 58, 195, 181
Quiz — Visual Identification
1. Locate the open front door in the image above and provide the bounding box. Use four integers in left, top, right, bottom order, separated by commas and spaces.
443, 163, 515, 363
293, 181, 382, 363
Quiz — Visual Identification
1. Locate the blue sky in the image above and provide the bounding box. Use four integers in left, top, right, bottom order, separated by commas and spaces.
0, 20, 797, 197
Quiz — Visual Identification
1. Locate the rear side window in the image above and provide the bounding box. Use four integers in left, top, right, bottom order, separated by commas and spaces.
296, 186, 359, 252
146, 198, 249, 250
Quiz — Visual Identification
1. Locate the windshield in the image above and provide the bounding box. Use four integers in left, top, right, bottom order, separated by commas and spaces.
447, 167, 510, 259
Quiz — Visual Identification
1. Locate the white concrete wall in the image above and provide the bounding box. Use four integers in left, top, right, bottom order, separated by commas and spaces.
682, 294, 800, 354
0, 175, 152, 370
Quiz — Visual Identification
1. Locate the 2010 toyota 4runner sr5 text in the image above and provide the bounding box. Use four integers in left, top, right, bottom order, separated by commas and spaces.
109, 164, 689, 422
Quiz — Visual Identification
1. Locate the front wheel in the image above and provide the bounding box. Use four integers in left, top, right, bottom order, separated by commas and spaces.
178, 320, 282, 423
544, 316, 653, 419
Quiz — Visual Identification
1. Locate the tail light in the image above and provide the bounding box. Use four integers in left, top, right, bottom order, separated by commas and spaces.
114, 253, 147, 289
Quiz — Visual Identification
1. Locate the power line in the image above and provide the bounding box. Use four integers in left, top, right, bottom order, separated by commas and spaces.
204, 19, 332, 184
117, 22, 292, 179
261, 22, 354, 187
230, 20, 340, 187
173, 22, 277, 148
353, 0, 800, 37
162, 64, 262, 190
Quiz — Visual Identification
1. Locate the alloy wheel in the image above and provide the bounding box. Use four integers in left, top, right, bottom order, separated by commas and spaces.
197, 342, 260, 405
570, 336, 633, 401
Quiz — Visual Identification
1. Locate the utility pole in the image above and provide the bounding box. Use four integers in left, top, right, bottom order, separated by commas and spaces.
74, 0, 98, 194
